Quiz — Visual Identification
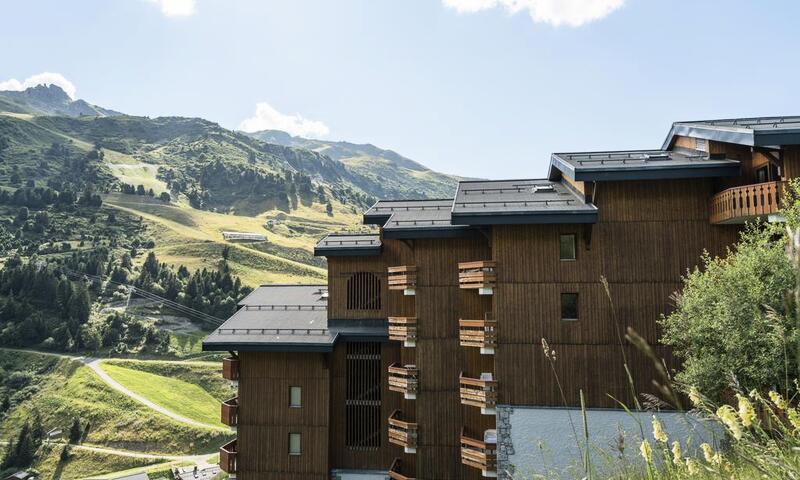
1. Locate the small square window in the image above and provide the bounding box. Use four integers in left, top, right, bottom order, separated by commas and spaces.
289, 386, 302, 408
561, 293, 578, 321
289, 433, 301, 455
559, 234, 577, 261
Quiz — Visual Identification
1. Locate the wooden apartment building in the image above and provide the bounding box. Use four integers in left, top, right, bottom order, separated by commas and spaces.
203, 116, 800, 479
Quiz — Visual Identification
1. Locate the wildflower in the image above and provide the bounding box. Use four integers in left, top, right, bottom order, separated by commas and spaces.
670, 441, 682, 466
769, 390, 788, 410
700, 443, 714, 463
652, 416, 668, 443
688, 386, 702, 407
639, 439, 652, 463
716, 405, 743, 440
736, 393, 757, 428
685, 458, 699, 475
541, 338, 556, 361
788, 408, 800, 431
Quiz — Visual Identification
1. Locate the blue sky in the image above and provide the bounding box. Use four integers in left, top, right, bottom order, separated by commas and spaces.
2, 0, 800, 179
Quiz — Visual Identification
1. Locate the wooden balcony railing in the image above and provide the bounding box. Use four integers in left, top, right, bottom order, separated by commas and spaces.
220, 439, 238, 475
461, 429, 497, 476
460, 373, 497, 414
388, 410, 418, 453
389, 457, 416, 480
458, 261, 496, 295
221, 397, 239, 428
222, 356, 239, 382
388, 266, 417, 295
709, 181, 786, 224
459, 317, 497, 354
388, 364, 419, 399
388, 317, 417, 347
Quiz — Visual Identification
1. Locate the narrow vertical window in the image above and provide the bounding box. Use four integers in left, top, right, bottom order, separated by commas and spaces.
559, 234, 577, 261
289, 386, 302, 408
345, 342, 381, 449
289, 433, 301, 455
561, 293, 578, 321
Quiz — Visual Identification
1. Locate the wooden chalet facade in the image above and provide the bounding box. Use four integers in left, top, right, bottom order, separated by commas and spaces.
203, 116, 800, 479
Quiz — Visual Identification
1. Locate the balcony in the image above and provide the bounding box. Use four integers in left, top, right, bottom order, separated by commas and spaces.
222, 356, 239, 383
389, 458, 416, 480
460, 373, 497, 415
388, 266, 417, 296
389, 317, 417, 347
461, 429, 497, 478
709, 181, 786, 224
221, 397, 238, 429
388, 410, 418, 453
220, 439, 238, 476
458, 261, 496, 295
459, 317, 496, 355
388, 363, 419, 399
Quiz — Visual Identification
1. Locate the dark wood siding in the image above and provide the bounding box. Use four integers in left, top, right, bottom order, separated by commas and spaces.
238, 352, 330, 480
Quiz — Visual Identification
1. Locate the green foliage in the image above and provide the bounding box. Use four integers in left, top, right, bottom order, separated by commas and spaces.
660, 224, 795, 399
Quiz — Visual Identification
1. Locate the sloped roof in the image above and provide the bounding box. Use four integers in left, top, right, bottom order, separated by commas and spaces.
549, 149, 740, 181
662, 116, 800, 149
363, 198, 472, 238
450, 179, 597, 225
314, 233, 381, 256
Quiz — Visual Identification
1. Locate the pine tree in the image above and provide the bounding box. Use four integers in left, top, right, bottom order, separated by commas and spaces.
69, 418, 81, 443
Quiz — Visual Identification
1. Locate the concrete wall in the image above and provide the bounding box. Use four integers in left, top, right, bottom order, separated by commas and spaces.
497, 406, 724, 479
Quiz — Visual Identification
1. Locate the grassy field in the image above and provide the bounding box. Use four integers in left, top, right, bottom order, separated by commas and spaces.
0, 353, 232, 456
32, 444, 165, 480
98, 363, 226, 428
103, 359, 233, 402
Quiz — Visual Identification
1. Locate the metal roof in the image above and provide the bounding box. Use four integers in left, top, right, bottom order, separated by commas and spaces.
363, 199, 473, 238
662, 116, 800, 149
450, 179, 597, 225
314, 233, 381, 257
549, 149, 741, 181
204, 285, 387, 351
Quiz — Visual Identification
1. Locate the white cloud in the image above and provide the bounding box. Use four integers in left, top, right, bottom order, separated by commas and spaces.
147, 0, 197, 17
239, 102, 330, 138
0, 72, 77, 99
442, 0, 625, 27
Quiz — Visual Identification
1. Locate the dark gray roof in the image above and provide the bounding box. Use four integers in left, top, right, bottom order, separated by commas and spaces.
451, 179, 597, 225
204, 285, 387, 352
549, 150, 741, 181
237, 284, 327, 307
314, 233, 381, 257
363, 199, 472, 238
662, 116, 800, 149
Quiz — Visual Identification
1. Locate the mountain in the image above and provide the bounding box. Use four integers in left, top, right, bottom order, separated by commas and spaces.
246, 129, 465, 199
0, 84, 122, 117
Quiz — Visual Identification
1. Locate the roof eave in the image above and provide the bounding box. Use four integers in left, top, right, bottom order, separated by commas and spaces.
572, 164, 741, 181
313, 246, 382, 257
450, 210, 598, 226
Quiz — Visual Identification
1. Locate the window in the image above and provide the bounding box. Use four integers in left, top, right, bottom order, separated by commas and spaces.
288, 433, 301, 455
345, 342, 381, 450
289, 386, 302, 408
347, 272, 382, 310
561, 293, 578, 321
559, 234, 577, 261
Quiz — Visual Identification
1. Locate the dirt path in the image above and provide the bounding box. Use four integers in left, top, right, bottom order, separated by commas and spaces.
0, 348, 226, 431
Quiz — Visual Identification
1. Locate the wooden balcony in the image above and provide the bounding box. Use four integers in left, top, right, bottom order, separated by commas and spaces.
389, 458, 416, 480
388, 363, 419, 399
389, 317, 417, 347
388, 410, 418, 453
388, 266, 417, 295
460, 373, 497, 415
221, 397, 238, 428
461, 429, 497, 477
220, 439, 238, 475
458, 261, 496, 295
222, 356, 239, 383
709, 181, 787, 224
459, 317, 497, 355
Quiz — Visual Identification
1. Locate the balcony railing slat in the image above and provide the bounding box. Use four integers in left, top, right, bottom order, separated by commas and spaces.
709, 181, 786, 224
